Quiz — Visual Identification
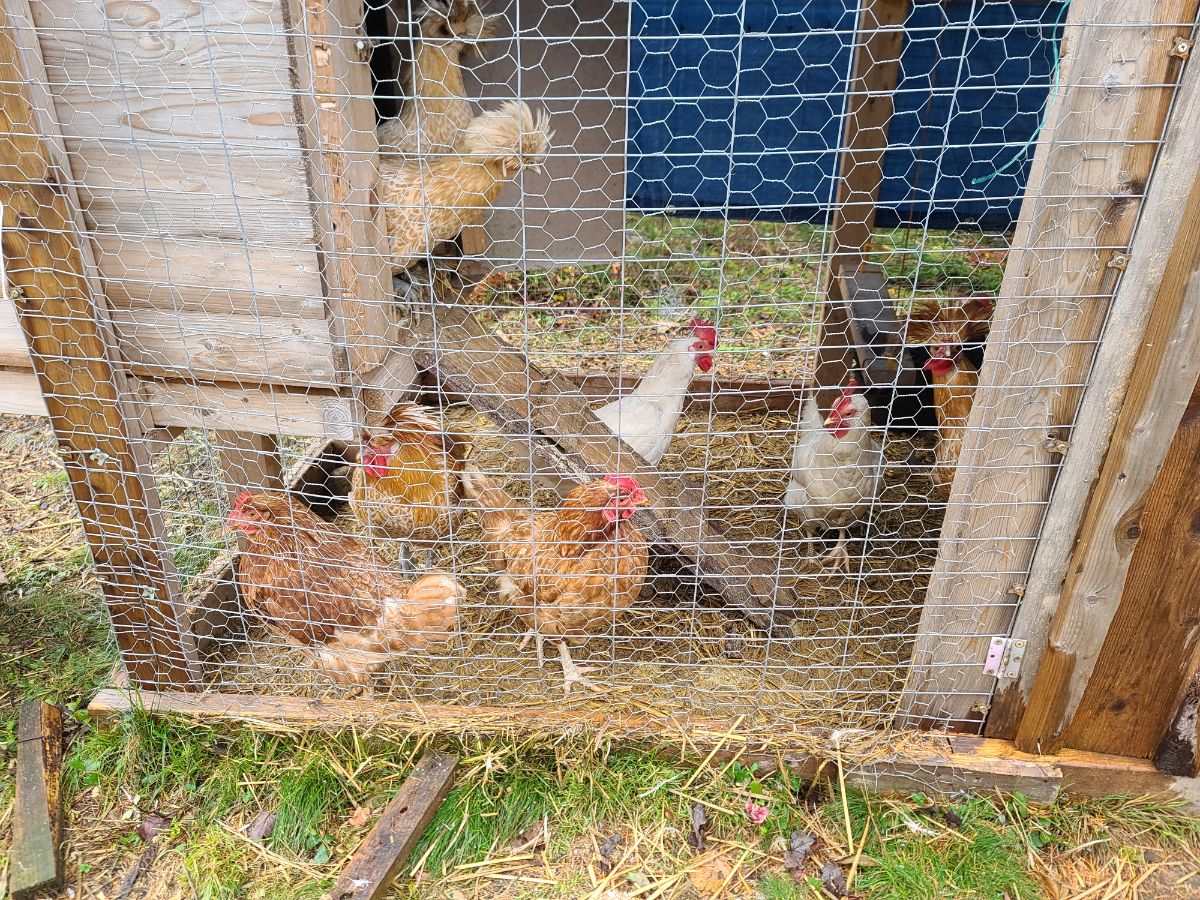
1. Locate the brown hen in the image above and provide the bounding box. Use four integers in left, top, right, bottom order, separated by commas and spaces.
226, 492, 463, 686
462, 471, 651, 694
350, 402, 468, 571
907, 297, 993, 488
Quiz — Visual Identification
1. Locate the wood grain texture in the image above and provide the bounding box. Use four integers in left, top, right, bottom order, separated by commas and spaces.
215, 431, 285, 506
813, 0, 908, 412
0, 370, 49, 416
329, 750, 458, 900
2, 0, 200, 687
1050, 382, 1200, 756
405, 296, 790, 623
139, 380, 354, 439
285, 0, 401, 388
10, 701, 63, 899
899, 0, 1199, 730
0, 287, 30, 367
986, 48, 1200, 741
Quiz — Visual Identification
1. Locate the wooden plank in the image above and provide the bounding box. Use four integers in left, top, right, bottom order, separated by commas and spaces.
0, 287, 30, 367
87, 688, 1066, 803
988, 57, 1200, 743
899, 1, 1199, 730
285, 0, 405, 395
406, 295, 789, 622
813, 0, 908, 412
140, 381, 355, 440
329, 750, 459, 900
0, 370, 49, 416
10, 701, 63, 899
1027, 375, 1200, 754
1, 0, 201, 687
110, 307, 341, 387
1154, 671, 1200, 777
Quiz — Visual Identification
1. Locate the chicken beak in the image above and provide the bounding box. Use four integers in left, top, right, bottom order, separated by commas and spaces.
823, 413, 838, 428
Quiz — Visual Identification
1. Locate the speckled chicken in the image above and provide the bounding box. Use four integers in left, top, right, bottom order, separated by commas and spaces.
784, 381, 884, 572
350, 402, 469, 571
462, 471, 651, 694
378, 0, 494, 157
225, 492, 463, 686
906, 297, 993, 488
379, 100, 551, 269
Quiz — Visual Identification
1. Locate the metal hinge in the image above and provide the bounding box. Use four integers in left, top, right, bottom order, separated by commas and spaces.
983, 637, 1026, 680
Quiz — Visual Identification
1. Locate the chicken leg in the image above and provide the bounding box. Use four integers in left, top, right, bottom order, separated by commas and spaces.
519, 628, 546, 667
556, 641, 601, 696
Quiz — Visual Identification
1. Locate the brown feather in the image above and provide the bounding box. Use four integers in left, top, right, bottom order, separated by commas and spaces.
930, 357, 979, 488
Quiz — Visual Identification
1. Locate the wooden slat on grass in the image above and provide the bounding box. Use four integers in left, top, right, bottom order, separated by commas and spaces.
329, 750, 458, 899
10, 701, 63, 899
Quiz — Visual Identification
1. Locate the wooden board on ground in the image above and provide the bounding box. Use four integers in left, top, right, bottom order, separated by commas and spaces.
1, 0, 200, 688
10, 701, 63, 899
899, 0, 1200, 731
403, 293, 790, 624
329, 750, 459, 900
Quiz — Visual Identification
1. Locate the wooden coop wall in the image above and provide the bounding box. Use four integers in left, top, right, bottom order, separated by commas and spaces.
2, 0, 1200, 785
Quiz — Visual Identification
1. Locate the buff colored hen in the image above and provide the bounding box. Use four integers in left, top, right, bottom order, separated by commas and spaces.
462, 471, 650, 695
226, 493, 463, 686
379, 100, 552, 269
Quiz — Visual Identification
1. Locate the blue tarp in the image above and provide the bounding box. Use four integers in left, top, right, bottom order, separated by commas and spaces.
627, 1, 1066, 230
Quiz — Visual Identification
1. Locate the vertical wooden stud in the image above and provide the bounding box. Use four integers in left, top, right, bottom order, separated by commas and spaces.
10, 702, 64, 898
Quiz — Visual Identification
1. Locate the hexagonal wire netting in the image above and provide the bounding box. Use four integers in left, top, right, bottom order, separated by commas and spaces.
2, 0, 1187, 736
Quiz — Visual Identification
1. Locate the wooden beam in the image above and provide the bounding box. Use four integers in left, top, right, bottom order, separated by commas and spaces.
329, 750, 458, 899
284, 0, 415, 407
214, 432, 285, 507
10, 701, 63, 899
899, 0, 1200, 730
87, 688, 1062, 803
1, 0, 200, 687
1018, 368, 1200, 753
813, 0, 908, 413
988, 53, 1200, 744
404, 296, 789, 623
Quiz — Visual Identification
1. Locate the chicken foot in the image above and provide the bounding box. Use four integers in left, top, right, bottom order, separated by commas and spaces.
518, 628, 545, 667
820, 529, 852, 573
556, 641, 601, 696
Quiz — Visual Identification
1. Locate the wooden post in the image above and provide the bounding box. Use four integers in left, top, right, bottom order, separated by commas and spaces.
214, 432, 286, 507
10, 702, 63, 899
285, 0, 417, 411
0, 0, 200, 687
404, 293, 789, 624
813, 0, 908, 413
898, 0, 1199, 730
988, 50, 1200, 742
1018, 371, 1200, 754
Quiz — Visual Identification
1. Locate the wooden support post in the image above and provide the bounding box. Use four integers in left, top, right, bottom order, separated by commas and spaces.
329, 750, 458, 899
813, 0, 908, 413
403, 293, 789, 624
214, 432, 285, 507
10, 701, 63, 899
0, 0, 200, 687
285, 0, 417, 411
898, 0, 1200, 730
1017, 370, 1200, 754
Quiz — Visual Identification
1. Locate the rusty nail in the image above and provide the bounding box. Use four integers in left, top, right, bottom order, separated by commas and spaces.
1171, 36, 1193, 59
1043, 435, 1071, 455
1009, 583, 1026, 598
1107, 253, 1129, 271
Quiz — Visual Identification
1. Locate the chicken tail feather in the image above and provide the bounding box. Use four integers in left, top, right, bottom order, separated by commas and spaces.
461, 465, 515, 537
459, 101, 552, 171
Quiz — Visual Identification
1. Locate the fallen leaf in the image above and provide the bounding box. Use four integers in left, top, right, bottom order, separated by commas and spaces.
783, 831, 817, 880
136, 811, 171, 842
312, 843, 331, 866
599, 832, 622, 860
821, 860, 847, 898
246, 810, 276, 841
688, 802, 708, 851
511, 820, 547, 853
687, 852, 734, 897
744, 798, 770, 825
347, 806, 372, 829
943, 808, 964, 829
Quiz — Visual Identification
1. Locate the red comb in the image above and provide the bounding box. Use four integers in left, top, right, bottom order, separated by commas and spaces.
604, 474, 640, 491
689, 318, 718, 347
842, 377, 859, 395
233, 490, 253, 510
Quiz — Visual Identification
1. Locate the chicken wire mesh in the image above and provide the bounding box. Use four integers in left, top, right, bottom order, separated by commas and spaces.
1, 0, 1191, 737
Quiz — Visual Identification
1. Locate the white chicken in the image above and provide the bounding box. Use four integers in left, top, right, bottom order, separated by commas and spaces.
515, 320, 718, 492
784, 380, 884, 572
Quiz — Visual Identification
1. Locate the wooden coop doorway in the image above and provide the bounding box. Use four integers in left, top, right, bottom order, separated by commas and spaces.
2, 0, 1200, 799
